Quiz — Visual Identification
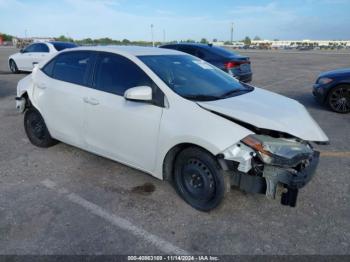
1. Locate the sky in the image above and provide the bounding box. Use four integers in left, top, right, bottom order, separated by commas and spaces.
1, 0, 350, 41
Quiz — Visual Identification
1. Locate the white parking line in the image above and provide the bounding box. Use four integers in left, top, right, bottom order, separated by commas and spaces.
40, 179, 189, 255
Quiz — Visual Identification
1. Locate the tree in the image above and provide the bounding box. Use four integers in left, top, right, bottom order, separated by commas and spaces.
243, 36, 251, 45
0, 33, 13, 41
200, 38, 208, 44
122, 39, 130, 44
212, 38, 218, 42
183, 39, 195, 43
55, 35, 74, 42
253, 36, 261, 41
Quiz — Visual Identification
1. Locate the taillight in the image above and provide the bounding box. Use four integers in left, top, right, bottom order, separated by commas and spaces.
224, 61, 238, 69
224, 60, 250, 69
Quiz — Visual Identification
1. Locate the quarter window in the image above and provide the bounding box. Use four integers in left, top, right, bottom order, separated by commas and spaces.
51, 51, 92, 86
94, 53, 153, 96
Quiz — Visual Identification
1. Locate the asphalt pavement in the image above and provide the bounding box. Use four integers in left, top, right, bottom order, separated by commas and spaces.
0, 47, 349, 255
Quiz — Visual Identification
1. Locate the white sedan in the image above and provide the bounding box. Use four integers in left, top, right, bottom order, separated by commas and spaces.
8, 41, 77, 73
15, 46, 329, 211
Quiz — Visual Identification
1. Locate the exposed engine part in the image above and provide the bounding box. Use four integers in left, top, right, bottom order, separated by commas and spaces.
222, 143, 255, 173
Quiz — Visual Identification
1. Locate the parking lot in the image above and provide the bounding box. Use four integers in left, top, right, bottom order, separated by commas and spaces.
0, 47, 349, 255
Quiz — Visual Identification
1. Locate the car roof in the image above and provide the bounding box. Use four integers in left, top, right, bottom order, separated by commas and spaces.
49, 41, 78, 45
62, 45, 184, 56
161, 43, 214, 49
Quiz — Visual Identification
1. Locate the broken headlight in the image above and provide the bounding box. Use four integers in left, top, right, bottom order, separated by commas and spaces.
241, 134, 313, 167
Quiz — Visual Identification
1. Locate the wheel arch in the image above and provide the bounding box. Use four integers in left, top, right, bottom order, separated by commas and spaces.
162, 142, 221, 182
326, 82, 350, 97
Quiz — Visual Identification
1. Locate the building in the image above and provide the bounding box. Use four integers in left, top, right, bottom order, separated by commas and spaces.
251, 39, 350, 48
12, 37, 55, 48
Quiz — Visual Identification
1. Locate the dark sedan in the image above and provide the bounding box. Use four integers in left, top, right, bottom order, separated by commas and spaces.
160, 43, 252, 82
313, 68, 350, 113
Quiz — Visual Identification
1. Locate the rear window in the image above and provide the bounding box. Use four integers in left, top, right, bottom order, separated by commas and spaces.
52, 42, 78, 51
207, 46, 236, 57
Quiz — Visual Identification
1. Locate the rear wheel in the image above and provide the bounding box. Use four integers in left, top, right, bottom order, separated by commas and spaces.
173, 147, 228, 211
327, 85, 350, 113
24, 108, 57, 148
9, 59, 19, 73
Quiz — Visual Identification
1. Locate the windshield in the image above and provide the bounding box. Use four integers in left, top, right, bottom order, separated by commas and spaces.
138, 55, 252, 101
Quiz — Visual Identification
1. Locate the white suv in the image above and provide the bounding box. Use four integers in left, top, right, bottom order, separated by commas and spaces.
16, 46, 328, 211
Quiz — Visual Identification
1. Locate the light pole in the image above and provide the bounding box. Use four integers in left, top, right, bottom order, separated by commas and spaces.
151, 24, 154, 47
230, 22, 234, 43
163, 29, 166, 43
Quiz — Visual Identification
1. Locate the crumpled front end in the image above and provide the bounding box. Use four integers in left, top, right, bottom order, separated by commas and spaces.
220, 134, 321, 207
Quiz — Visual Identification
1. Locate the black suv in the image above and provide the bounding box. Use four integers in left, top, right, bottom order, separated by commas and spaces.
160, 43, 252, 82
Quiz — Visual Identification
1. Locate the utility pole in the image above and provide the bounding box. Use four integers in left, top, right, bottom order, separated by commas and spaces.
230, 22, 234, 43
151, 24, 154, 47
25, 29, 27, 39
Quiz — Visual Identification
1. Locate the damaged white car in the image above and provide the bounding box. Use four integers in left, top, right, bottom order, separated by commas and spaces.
16, 46, 329, 211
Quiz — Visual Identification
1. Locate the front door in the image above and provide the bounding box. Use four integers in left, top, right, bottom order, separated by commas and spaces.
84, 52, 163, 172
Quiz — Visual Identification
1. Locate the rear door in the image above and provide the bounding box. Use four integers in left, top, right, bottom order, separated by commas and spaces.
33, 51, 94, 147
84, 52, 163, 172
30, 43, 51, 67
16, 44, 37, 70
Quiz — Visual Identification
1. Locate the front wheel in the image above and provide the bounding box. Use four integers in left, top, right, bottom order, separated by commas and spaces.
327, 85, 350, 113
173, 147, 228, 211
9, 59, 19, 74
24, 108, 58, 148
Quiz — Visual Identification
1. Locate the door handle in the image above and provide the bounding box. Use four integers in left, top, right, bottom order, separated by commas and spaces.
89, 98, 99, 105
83, 97, 99, 105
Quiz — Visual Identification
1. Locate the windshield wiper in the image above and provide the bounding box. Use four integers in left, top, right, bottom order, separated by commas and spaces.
182, 94, 222, 101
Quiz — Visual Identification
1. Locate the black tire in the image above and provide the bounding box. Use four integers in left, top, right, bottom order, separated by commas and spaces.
327, 84, 350, 113
173, 147, 228, 211
9, 59, 19, 74
24, 108, 57, 148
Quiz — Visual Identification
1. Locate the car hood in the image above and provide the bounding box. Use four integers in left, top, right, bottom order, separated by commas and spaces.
319, 68, 350, 78
197, 87, 329, 142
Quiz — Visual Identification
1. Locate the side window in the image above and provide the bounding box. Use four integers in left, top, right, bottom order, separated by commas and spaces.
177, 46, 197, 56
94, 53, 153, 96
35, 43, 50, 53
23, 44, 36, 53
51, 51, 92, 86
197, 48, 216, 60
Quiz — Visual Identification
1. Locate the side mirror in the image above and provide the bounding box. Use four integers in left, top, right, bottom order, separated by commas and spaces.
20, 49, 24, 53
124, 86, 152, 102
